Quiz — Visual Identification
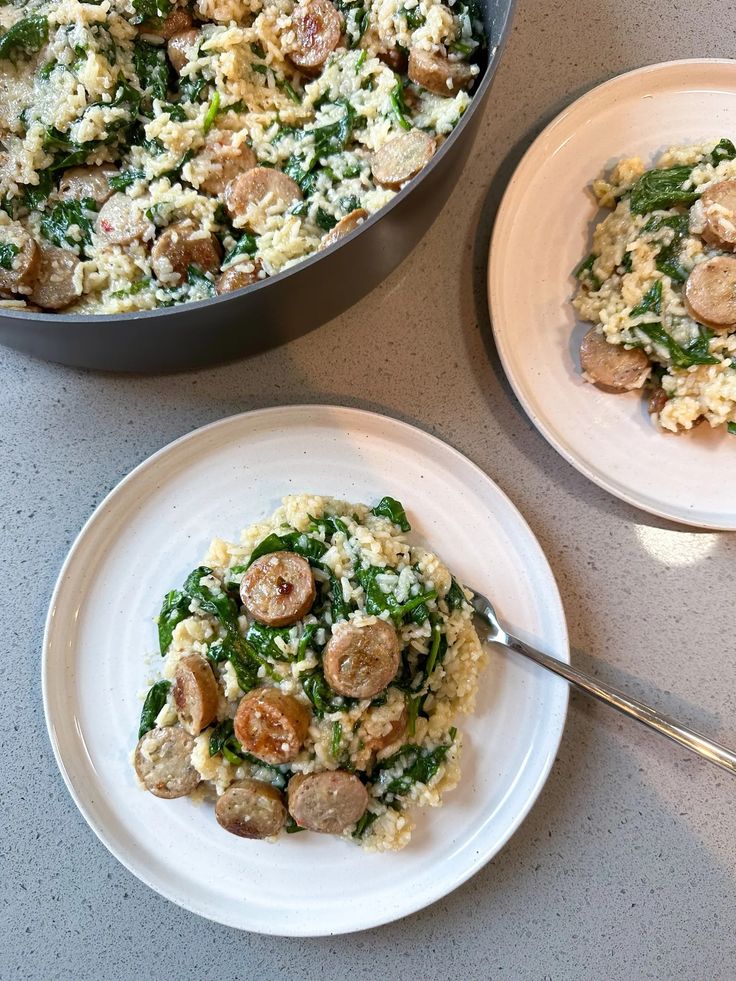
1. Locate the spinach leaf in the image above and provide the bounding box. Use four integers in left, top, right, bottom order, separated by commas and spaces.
133, 39, 171, 102
222, 232, 258, 265
639, 322, 719, 369
629, 166, 699, 215
326, 571, 350, 622
711, 139, 736, 165
109, 169, 146, 191
574, 252, 600, 290
312, 100, 355, 157
203, 90, 221, 133
285, 813, 306, 833
302, 668, 355, 717
247, 530, 328, 566
40, 198, 98, 253
308, 514, 350, 538
330, 720, 342, 757
644, 213, 690, 283
352, 809, 379, 838
728, 422, 736, 436
157, 589, 190, 654
138, 680, 171, 738
186, 264, 215, 295
180, 74, 206, 103
246, 621, 293, 662
372, 734, 455, 799
390, 77, 411, 131
131, 0, 172, 24
296, 622, 322, 659
445, 578, 466, 611
354, 564, 436, 622
23, 170, 54, 209
316, 207, 337, 231
630, 279, 662, 318
0, 243, 19, 270
371, 496, 410, 531
0, 15, 48, 60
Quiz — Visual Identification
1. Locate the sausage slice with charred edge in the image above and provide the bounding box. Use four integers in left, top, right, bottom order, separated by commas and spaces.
699, 179, 736, 250
28, 244, 80, 310
172, 654, 219, 735
0, 228, 38, 294
215, 779, 287, 838
197, 131, 257, 196
288, 771, 369, 834
319, 208, 368, 250
234, 688, 311, 764
684, 255, 736, 330
370, 130, 436, 189
134, 726, 200, 799
59, 164, 118, 207
151, 219, 222, 285
240, 551, 316, 626
322, 619, 400, 699
579, 328, 651, 392
96, 193, 154, 246
139, 8, 193, 40
408, 48, 475, 96
216, 260, 263, 293
289, 0, 342, 74
168, 28, 201, 73
224, 167, 303, 221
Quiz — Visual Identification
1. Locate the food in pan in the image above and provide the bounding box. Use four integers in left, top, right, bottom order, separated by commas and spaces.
134, 494, 486, 851
572, 140, 736, 434
0, 0, 484, 314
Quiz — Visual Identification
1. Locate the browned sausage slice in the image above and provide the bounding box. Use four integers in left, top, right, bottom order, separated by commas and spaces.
215, 779, 287, 838
0, 227, 38, 293
319, 209, 368, 250
150, 219, 222, 284
322, 619, 400, 699
197, 131, 257, 196
234, 687, 311, 764
134, 725, 200, 799
288, 771, 368, 833
225, 168, 303, 221
240, 551, 316, 626
28, 244, 80, 310
168, 29, 200, 73
700, 179, 736, 250
648, 387, 668, 415
140, 8, 193, 39
370, 130, 436, 189
59, 164, 118, 206
216, 260, 263, 293
96, 193, 154, 246
408, 48, 475, 96
378, 47, 408, 74
579, 328, 651, 391
172, 654, 219, 735
684, 255, 736, 330
289, 0, 342, 74
363, 705, 407, 752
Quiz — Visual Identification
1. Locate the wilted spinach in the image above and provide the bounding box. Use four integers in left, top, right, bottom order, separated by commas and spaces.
134, 39, 171, 103
372, 730, 456, 800
371, 496, 410, 531
40, 198, 98, 253
0, 15, 48, 60
138, 680, 171, 738
0, 243, 19, 270
629, 166, 699, 214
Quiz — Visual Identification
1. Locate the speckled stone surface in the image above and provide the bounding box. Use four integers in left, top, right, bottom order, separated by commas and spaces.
2, 1, 735, 977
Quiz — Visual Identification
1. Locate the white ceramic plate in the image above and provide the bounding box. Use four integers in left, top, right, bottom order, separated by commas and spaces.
489, 59, 736, 530
43, 405, 568, 935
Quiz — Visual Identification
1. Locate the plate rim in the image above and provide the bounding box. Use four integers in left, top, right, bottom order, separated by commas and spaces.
42, 404, 570, 934
488, 57, 736, 531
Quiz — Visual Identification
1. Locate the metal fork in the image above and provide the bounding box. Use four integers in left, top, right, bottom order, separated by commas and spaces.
470, 589, 736, 775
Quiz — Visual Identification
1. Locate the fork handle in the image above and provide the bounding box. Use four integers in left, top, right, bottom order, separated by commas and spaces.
503, 633, 736, 775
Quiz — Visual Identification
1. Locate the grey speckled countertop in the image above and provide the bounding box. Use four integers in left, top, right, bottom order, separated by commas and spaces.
2, 1, 735, 978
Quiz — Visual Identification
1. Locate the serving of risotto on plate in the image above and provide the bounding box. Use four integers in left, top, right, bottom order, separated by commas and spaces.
133, 494, 486, 851
0, 0, 483, 313
572, 139, 736, 435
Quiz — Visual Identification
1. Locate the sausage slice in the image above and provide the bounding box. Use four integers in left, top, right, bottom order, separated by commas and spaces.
96, 193, 154, 246
288, 771, 368, 833
197, 131, 257, 196
649, 387, 668, 415
370, 130, 436, 189
216, 260, 263, 293
150, 219, 222, 284
322, 619, 400, 699
378, 47, 408, 74
684, 255, 736, 330
234, 687, 311, 764
172, 654, 219, 735
0, 227, 38, 293
168, 28, 200, 74
319, 208, 368, 250
28, 244, 80, 310
408, 48, 475, 96
700, 179, 736, 250
224, 167, 303, 221
240, 551, 316, 626
139, 8, 193, 39
579, 328, 651, 391
59, 164, 118, 206
215, 779, 287, 838
134, 725, 200, 799
289, 0, 342, 74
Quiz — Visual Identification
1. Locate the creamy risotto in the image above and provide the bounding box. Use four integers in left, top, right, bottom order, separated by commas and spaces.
573, 140, 736, 435
0, 0, 484, 313
133, 494, 486, 851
